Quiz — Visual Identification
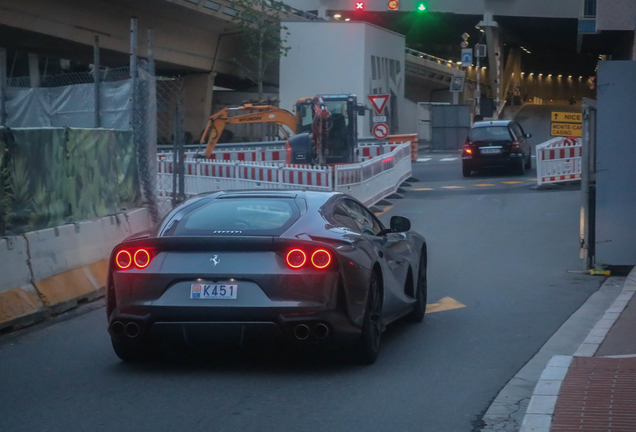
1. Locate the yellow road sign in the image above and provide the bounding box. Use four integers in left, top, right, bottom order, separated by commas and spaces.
551, 122, 582, 137
551, 111, 582, 123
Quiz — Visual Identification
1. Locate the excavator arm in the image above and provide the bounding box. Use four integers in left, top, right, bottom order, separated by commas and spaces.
200, 105, 298, 158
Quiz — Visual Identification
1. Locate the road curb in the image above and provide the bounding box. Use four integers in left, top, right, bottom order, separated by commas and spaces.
479, 276, 625, 432
518, 267, 636, 432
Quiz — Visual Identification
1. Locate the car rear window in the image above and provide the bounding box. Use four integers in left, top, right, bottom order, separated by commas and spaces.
469, 126, 512, 142
168, 198, 299, 236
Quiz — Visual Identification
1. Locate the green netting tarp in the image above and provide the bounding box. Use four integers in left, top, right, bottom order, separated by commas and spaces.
0, 127, 141, 235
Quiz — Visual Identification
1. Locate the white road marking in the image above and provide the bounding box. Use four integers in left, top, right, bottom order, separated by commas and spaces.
417, 158, 432, 162
531, 155, 536, 158
440, 158, 458, 162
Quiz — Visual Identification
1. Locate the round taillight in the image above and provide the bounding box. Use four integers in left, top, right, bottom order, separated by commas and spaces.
311, 250, 331, 269
116, 250, 132, 270
286, 249, 307, 269
134, 249, 151, 269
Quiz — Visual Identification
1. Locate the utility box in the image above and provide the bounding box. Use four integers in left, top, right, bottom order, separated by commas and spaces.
595, 61, 636, 266
280, 21, 406, 136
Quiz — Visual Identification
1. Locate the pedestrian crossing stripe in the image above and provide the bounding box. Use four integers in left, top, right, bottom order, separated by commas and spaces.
440, 158, 458, 161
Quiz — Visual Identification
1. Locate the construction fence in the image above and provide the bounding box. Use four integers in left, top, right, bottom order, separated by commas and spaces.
0, 127, 140, 236
0, 58, 189, 234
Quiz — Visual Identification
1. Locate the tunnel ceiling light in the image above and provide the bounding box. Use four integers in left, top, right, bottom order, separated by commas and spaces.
521, 72, 525, 75
529, 73, 534, 76
334, 14, 341, 18
558, 74, 562, 77
345, 18, 350, 21
568, 75, 572, 78
456, 61, 462, 65
482, 66, 487, 70
548, 74, 552, 77
579, 76, 583, 79
539, 74, 543, 77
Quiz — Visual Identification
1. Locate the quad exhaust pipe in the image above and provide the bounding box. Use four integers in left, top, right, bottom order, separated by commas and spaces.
111, 321, 125, 337
293, 324, 310, 340
292, 323, 330, 340
313, 323, 329, 340
124, 322, 141, 338
111, 321, 141, 338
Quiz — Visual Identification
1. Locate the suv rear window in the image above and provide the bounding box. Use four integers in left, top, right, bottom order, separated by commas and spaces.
469, 126, 512, 142
169, 198, 299, 236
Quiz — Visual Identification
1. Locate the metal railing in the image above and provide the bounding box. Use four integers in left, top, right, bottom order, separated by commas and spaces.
405, 48, 461, 70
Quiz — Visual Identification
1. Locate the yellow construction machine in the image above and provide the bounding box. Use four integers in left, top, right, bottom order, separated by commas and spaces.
200, 94, 366, 165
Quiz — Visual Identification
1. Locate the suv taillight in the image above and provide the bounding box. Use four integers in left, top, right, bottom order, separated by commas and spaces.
463, 138, 473, 155
511, 139, 521, 151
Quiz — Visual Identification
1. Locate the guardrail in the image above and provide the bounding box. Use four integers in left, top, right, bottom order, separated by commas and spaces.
334, 142, 412, 207
536, 137, 582, 185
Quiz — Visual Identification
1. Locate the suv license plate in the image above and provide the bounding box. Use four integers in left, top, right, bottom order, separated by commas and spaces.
481, 148, 502, 154
190, 284, 238, 299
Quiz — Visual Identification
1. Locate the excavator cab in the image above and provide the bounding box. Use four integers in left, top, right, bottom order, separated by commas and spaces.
287, 94, 365, 165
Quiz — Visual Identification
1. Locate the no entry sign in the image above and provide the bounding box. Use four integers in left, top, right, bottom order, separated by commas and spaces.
373, 123, 389, 140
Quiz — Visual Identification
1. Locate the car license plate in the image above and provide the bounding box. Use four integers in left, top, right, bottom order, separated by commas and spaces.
481, 148, 502, 154
190, 284, 238, 299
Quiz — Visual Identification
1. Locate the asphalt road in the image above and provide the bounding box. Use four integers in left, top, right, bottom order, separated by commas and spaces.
0, 157, 602, 432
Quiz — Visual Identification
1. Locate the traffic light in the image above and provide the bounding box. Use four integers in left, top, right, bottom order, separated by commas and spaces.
415, 1, 426, 11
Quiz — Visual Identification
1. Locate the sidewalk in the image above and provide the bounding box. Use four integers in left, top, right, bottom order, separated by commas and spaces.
520, 267, 636, 432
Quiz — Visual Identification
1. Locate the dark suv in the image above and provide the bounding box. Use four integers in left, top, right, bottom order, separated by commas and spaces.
462, 120, 532, 177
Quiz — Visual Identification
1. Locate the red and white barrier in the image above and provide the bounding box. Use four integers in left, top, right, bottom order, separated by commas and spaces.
157, 142, 413, 207
536, 137, 582, 186
158, 146, 286, 164
334, 143, 412, 207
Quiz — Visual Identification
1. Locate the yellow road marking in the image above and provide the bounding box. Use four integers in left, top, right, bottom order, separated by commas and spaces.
441, 186, 465, 189
473, 183, 496, 187
411, 187, 434, 191
426, 296, 467, 314
374, 205, 393, 216
528, 178, 537, 181
501, 181, 523, 184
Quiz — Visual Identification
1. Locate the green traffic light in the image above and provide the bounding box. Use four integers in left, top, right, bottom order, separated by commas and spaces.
416, 2, 426, 11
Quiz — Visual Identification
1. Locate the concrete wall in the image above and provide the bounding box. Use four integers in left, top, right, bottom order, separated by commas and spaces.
280, 21, 406, 136
0, 207, 160, 330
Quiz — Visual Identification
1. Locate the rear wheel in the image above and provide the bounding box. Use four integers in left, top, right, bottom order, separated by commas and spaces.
405, 254, 427, 324
525, 152, 532, 169
353, 270, 383, 365
111, 339, 155, 362
462, 164, 472, 177
514, 157, 525, 176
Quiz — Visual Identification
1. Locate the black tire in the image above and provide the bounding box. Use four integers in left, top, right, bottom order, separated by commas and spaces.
111, 339, 154, 362
525, 152, 532, 169
462, 164, 472, 177
405, 254, 427, 324
353, 270, 383, 365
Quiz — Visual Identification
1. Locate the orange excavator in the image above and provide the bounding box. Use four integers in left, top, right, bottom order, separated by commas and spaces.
199, 94, 366, 165
199, 104, 297, 158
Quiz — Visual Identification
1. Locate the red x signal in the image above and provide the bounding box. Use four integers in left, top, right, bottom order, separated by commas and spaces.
355, 2, 365, 9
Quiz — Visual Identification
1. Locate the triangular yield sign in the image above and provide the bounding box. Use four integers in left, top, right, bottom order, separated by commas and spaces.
368, 94, 390, 114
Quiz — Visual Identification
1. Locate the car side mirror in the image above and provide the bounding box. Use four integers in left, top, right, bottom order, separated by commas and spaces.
390, 216, 410, 233
525, 133, 532, 138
